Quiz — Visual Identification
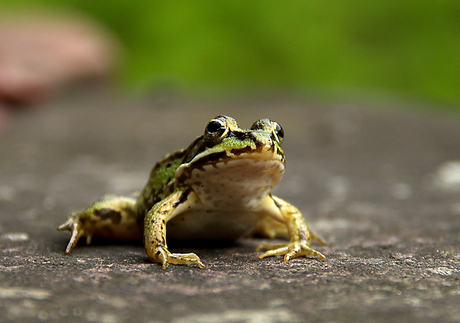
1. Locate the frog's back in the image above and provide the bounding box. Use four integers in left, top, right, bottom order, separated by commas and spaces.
135, 150, 186, 218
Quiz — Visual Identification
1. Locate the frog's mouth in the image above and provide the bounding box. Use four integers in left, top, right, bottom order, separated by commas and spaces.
176, 149, 285, 185
176, 153, 285, 193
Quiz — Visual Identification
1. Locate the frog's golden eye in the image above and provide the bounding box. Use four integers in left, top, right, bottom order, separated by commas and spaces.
205, 117, 228, 142
272, 121, 284, 144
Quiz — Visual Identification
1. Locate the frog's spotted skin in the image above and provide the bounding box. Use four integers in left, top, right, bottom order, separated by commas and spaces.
58, 115, 326, 269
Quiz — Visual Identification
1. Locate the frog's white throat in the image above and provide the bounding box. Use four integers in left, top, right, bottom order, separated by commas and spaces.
184, 157, 284, 210
168, 157, 284, 240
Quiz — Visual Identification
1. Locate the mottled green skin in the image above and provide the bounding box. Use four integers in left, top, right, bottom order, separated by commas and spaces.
135, 150, 186, 219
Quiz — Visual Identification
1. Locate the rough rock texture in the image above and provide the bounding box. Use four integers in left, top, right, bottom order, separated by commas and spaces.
1, 89, 459, 322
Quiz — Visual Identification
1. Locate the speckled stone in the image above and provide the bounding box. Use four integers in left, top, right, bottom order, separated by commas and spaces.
1, 88, 459, 323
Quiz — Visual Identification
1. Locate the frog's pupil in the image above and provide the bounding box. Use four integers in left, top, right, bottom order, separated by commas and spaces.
207, 120, 224, 134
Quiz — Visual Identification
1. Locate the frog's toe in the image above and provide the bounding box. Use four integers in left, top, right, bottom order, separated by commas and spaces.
259, 246, 289, 259
257, 242, 326, 261
57, 213, 90, 254
148, 247, 204, 269
310, 231, 327, 246
256, 242, 286, 252
285, 243, 326, 261
167, 253, 205, 269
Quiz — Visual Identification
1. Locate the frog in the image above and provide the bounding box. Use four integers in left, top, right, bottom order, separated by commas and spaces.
58, 115, 326, 269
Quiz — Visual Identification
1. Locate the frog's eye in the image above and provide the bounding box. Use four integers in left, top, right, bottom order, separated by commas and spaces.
206, 120, 225, 134
205, 117, 228, 142
271, 121, 284, 144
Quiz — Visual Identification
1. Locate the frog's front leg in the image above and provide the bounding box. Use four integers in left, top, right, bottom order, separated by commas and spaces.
143, 189, 204, 269
256, 195, 326, 262
57, 195, 142, 254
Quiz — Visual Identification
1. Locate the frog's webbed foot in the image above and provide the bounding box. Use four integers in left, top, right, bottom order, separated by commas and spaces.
149, 246, 205, 270
256, 241, 326, 262
57, 212, 92, 254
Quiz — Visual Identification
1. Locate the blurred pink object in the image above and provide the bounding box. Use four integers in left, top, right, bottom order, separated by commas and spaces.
0, 10, 120, 105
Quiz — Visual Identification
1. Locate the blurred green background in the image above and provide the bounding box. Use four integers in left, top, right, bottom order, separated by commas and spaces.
2, 0, 460, 107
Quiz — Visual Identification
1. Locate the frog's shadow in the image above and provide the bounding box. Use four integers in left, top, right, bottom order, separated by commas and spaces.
168, 238, 238, 249
54, 235, 239, 254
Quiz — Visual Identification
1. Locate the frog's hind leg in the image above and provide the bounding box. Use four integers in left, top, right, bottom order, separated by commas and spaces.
252, 212, 326, 247
57, 195, 143, 254
251, 215, 288, 239
255, 195, 326, 262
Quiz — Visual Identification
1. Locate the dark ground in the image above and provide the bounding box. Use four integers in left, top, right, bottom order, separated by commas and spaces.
1, 88, 459, 323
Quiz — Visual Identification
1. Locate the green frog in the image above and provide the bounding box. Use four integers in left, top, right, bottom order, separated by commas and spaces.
58, 115, 326, 269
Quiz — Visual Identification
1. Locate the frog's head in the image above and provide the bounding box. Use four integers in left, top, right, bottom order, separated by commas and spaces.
175, 115, 286, 192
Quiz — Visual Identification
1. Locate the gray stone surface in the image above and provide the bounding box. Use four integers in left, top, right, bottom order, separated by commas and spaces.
1, 89, 459, 322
